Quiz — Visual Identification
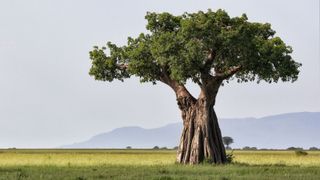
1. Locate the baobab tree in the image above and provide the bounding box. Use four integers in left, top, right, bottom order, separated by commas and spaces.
89, 9, 301, 164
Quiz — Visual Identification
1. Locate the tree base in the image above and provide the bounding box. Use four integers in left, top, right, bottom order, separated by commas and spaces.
176, 99, 226, 164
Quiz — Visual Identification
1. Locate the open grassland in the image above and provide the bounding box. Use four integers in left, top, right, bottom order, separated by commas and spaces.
0, 149, 319, 179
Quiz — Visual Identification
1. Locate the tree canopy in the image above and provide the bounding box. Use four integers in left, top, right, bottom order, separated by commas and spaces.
89, 9, 301, 88
222, 136, 234, 147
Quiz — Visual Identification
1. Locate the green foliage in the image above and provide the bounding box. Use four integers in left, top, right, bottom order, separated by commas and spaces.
242, 146, 258, 150
309, 147, 319, 151
89, 43, 129, 82
295, 150, 308, 156
223, 136, 234, 148
287, 147, 303, 151
226, 151, 235, 163
89, 9, 301, 85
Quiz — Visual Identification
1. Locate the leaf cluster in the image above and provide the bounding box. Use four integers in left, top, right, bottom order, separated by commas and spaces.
89, 9, 301, 85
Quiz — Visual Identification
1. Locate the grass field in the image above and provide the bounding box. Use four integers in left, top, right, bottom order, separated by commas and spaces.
0, 149, 319, 179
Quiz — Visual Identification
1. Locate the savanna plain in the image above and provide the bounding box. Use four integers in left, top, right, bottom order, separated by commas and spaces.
0, 149, 319, 180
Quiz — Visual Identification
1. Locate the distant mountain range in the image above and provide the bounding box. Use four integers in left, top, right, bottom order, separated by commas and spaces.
62, 112, 320, 149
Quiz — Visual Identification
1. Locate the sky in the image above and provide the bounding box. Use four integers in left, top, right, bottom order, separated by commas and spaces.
0, 0, 319, 148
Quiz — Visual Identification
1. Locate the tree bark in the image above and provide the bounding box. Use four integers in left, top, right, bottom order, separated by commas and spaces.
176, 80, 226, 164
176, 97, 226, 164
159, 68, 226, 164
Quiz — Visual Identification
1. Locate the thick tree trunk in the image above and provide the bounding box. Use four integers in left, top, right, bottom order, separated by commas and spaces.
159, 68, 226, 164
176, 96, 227, 164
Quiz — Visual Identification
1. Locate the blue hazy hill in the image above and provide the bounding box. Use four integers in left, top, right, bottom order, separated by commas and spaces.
62, 112, 320, 149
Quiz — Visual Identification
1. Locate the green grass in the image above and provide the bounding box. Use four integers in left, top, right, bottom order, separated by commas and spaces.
0, 149, 319, 179
234, 150, 320, 166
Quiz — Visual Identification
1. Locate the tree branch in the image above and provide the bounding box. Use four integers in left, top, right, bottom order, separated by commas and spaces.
202, 49, 216, 73
117, 63, 128, 70
159, 67, 195, 101
194, 78, 202, 87
215, 65, 242, 79
197, 65, 242, 104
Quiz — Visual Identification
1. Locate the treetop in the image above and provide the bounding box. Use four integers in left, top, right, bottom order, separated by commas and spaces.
89, 9, 301, 86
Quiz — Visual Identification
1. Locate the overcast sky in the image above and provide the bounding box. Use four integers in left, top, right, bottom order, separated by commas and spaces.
0, 0, 319, 148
